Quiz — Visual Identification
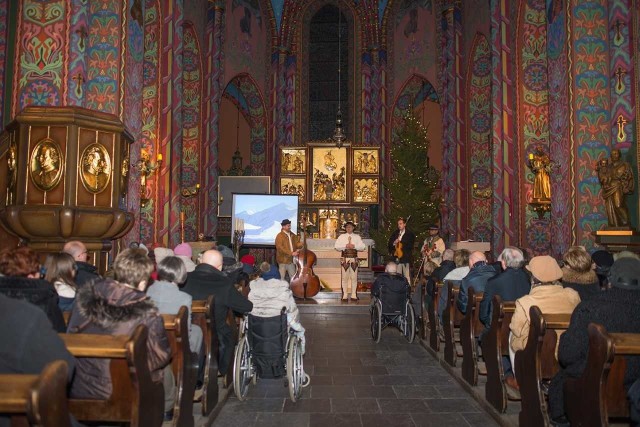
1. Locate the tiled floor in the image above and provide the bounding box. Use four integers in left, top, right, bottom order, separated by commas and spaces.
212, 313, 498, 427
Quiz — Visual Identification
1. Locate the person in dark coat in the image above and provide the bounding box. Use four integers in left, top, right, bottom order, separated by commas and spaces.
0, 293, 77, 427
591, 249, 614, 289
67, 248, 174, 414
371, 262, 411, 297
560, 246, 600, 301
457, 251, 497, 314
548, 257, 640, 425
184, 249, 253, 375
387, 217, 416, 282
479, 247, 531, 329
0, 247, 65, 332
63, 240, 101, 287
428, 248, 456, 297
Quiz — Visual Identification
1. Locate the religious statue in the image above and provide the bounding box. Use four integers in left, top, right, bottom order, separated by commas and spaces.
597, 149, 634, 228
528, 150, 551, 201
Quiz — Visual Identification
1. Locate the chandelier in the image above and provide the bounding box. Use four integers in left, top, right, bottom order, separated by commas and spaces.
331, 7, 346, 148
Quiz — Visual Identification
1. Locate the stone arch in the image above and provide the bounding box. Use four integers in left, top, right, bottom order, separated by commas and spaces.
466, 33, 493, 242
222, 73, 267, 175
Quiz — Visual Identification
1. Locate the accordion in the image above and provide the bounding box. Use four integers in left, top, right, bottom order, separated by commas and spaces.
341, 248, 358, 258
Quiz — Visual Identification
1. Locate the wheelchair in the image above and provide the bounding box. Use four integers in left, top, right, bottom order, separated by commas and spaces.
370, 282, 416, 344
233, 309, 308, 402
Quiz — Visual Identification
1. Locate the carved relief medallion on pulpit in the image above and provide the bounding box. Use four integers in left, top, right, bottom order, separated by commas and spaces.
80, 143, 111, 193
30, 138, 64, 191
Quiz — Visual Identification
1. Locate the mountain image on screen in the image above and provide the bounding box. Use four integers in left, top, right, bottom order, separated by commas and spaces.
236, 202, 297, 243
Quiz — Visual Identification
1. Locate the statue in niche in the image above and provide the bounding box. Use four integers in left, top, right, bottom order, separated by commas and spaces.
528, 150, 551, 202
597, 149, 634, 228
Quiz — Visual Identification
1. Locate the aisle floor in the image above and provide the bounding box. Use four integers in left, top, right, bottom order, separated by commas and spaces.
212, 313, 498, 427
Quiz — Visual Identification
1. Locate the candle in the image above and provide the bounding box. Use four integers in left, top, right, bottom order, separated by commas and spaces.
473, 183, 477, 189
196, 183, 200, 190
529, 153, 533, 160
157, 153, 163, 162
180, 211, 185, 222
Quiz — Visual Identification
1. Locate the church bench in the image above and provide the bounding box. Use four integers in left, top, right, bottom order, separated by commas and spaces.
515, 306, 571, 427
420, 276, 427, 340
443, 282, 464, 367
460, 287, 484, 386
482, 296, 517, 413
61, 324, 164, 427
191, 296, 219, 416
162, 306, 197, 427
565, 323, 640, 426
0, 360, 71, 427
428, 282, 443, 351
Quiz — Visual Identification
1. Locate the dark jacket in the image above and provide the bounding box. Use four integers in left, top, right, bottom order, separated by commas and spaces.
75, 261, 101, 287
371, 272, 410, 297
548, 287, 640, 419
457, 262, 497, 314
67, 279, 171, 399
0, 276, 66, 332
428, 260, 457, 297
387, 228, 416, 264
479, 267, 531, 328
184, 263, 253, 374
561, 267, 600, 301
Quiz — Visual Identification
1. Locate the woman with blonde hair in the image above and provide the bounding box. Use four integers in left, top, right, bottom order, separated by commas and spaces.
44, 252, 78, 312
561, 246, 599, 300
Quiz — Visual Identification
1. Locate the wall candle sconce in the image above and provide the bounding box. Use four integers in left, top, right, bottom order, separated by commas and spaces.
181, 183, 200, 198
472, 182, 492, 199
136, 151, 162, 207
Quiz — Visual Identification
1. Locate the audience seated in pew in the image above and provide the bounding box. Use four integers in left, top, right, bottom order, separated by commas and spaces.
147, 256, 203, 354
0, 247, 66, 332
414, 260, 437, 323
560, 246, 600, 301
66, 248, 175, 419
509, 255, 581, 376
548, 257, 640, 426
44, 252, 78, 312
438, 249, 470, 321
427, 249, 456, 298
591, 249, 615, 289
0, 293, 78, 427
63, 240, 101, 287
457, 251, 497, 315
184, 249, 253, 375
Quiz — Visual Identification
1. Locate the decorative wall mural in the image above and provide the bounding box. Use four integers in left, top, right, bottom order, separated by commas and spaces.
311, 146, 347, 202
80, 144, 111, 193
30, 138, 64, 191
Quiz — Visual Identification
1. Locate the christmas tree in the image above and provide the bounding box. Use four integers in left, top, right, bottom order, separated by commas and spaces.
370, 109, 441, 262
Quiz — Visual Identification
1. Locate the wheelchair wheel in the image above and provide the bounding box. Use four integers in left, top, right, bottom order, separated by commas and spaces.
286, 335, 304, 402
404, 301, 416, 343
371, 302, 382, 343
233, 337, 252, 401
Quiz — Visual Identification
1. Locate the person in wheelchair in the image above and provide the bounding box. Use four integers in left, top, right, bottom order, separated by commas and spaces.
370, 262, 416, 343
248, 262, 309, 381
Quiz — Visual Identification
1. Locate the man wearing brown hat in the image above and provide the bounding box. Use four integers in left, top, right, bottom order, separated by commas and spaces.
508, 255, 581, 376
275, 219, 302, 282
334, 221, 366, 301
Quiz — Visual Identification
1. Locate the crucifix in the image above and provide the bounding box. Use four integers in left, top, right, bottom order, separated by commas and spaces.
616, 115, 627, 142
614, 67, 626, 93
72, 73, 85, 98
613, 20, 624, 44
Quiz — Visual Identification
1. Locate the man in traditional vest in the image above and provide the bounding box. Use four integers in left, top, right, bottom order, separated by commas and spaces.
275, 219, 301, 282
334, 221, 366, 301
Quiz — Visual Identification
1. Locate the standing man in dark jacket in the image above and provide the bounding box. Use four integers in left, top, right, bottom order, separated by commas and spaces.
63, 240, 101, 287
548, 257, 640, 426
479, 247, 530, 329
184, 249, 253, 375
387, 217, 416, 282
457, 251, 497, 314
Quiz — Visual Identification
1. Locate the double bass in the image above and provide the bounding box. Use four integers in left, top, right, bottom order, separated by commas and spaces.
290, 222, 321, 299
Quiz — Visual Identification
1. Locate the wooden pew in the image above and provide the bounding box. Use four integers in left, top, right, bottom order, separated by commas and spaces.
420, 277, 428, 340
443, 282, 464, 366
460, 287, 484, 386
482, 296, 517, 413
0, 360, 71, 427
162, 306, 198, 427
192, 296, 218, 416
565, 323, 640, 426
515, 306, 570, 427
62, 324, 164, 427
428, 282, 443, 351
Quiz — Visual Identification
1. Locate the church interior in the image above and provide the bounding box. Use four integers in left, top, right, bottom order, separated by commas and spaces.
0, 0, 639, 426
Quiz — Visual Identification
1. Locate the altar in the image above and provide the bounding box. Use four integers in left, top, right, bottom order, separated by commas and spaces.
306, 238, 375, 291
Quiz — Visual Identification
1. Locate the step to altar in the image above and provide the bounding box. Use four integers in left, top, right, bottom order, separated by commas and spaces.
296, 291, 371, 314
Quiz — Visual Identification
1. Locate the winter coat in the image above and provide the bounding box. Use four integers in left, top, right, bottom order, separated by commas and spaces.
561, 267, 600, 301
67, 279, 171, 399
548, 287, 640, 419
479, 267, 531, 328
184, 263, 253, 374
371, 273, 410, 297
457, 262, 498, 314
248, 278, 300, 323
0, 276, 65, 332
509, 283, 580, 353
75, 261, 100, 288
275, 230, 302, 265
